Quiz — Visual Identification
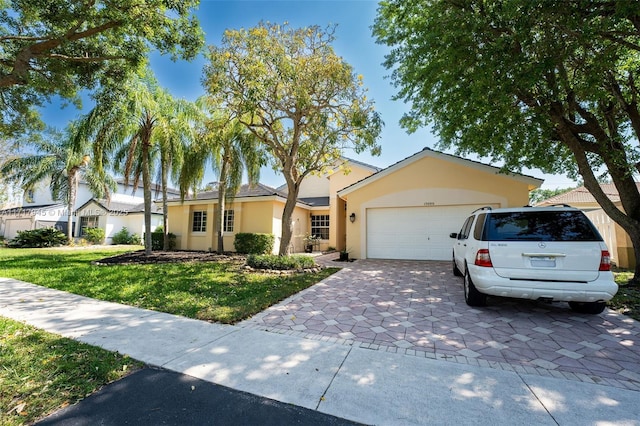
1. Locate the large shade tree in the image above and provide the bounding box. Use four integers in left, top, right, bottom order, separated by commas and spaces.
0, 126, 115, 241
205, 22, 383, 255
374, 0, 640, 284
0, 1, 203, 138
180, 100, 263, 254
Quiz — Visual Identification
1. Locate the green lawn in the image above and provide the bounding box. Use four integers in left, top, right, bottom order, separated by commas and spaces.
1, 316, 143, 425
610, 270, 640, 321
0, 246, 337, 424
0, 247, 338, 324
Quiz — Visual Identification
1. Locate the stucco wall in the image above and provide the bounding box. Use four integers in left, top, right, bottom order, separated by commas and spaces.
168, 198, 301, 253
340, 154, 535, 259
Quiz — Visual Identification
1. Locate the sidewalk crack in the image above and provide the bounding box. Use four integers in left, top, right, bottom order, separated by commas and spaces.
315, 346, 352, 410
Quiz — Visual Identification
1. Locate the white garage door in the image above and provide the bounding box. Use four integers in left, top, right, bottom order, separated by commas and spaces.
4, 218, 33, 240
366, 205, 488, 261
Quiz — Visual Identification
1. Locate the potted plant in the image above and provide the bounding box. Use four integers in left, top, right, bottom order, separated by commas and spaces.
339, 248, 349, 261
304, 234, 319, 253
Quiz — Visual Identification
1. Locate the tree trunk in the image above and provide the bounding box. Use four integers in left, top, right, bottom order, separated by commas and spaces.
161, 153, 169, 250
216, 158, 229, 254
279, 179, 300, 256
217, 186, 225, 254
142, 143, 153, 255
552, 109, 640, 285
66, 170, 77, 243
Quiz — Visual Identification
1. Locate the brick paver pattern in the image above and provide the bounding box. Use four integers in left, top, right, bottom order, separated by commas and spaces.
240, 256, 640, 390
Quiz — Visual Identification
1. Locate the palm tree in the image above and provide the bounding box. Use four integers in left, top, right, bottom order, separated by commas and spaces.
180, 101, 263, 254
0, 126, 115, 242
77, 69, 198, 254
153, 98, 201, 250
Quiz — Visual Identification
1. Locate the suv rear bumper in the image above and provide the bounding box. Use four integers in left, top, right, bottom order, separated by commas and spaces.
468, 265, 619, 302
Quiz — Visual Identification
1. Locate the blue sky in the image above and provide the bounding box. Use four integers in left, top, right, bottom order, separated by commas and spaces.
41, 0, 574, 189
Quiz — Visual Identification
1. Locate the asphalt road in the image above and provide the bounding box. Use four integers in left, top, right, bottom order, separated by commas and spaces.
36, 367, 362, 426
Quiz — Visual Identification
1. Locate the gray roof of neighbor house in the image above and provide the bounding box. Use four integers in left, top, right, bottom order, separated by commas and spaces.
76, 199, 162, 214
78, 179, 181, 196
299, 197, 330, 207
0, 203, 65, 215
167, 183, 291, 203
536, 183, 640, 206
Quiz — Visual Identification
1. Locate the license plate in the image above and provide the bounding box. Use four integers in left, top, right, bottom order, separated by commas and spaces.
531, 257, 556, 267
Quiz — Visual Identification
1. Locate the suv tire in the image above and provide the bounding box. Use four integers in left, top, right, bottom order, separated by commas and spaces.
453, 253, 462, 277
568, 301, 606, 315
464, 267, 487, 307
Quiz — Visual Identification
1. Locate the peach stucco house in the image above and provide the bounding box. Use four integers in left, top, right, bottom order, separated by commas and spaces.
166, 148, 542, 258
166, 158, 379, 253
537, 183, 639, 269
338, 148, 542, 261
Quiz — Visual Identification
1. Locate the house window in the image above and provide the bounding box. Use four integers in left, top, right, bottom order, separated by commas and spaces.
25, 189, 35, 203
224, 210, 234, 233
80, 216, 99, 236
192, 211, 207, 232
311, 215, 330, 240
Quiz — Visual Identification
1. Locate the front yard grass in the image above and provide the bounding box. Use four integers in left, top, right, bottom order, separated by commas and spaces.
0, 247, 338, 324
0, 247, 337, 424
1, 316, 143, 425
610, 270, 640, 321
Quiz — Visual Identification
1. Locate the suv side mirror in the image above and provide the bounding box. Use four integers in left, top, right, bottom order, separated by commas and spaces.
449, 232, 458, 239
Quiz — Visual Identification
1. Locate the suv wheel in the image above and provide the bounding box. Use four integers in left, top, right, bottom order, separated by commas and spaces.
464, 268, 487, 307
453, 253, 462, 277
568, 301, 606, 315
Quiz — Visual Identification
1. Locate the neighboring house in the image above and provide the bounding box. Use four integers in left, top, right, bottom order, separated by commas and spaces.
167, 149, 542, 257
74, 198, 163, 244
0, 203, 67, 240
0, 179, 176, 242
536, 183, 640, 269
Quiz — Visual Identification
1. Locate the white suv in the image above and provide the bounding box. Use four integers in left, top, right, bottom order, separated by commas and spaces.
450, 206, 618, 314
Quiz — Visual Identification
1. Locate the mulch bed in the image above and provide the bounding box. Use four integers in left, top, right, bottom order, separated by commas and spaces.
93, 250, 246, 265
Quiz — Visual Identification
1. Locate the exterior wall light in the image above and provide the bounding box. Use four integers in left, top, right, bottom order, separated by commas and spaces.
349, 213, 356, 223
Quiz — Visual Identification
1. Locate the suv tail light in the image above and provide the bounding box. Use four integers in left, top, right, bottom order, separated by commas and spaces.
475, 249, 493, 267
599, 250, 611, 271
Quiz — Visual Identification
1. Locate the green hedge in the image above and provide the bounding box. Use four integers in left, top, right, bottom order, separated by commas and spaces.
247, 254, 316, 270
234, 233, 275, 254
149, 227, 176, 251
84, 227, 105, 244
8, 228, 68, 248
111, 227, 142, 245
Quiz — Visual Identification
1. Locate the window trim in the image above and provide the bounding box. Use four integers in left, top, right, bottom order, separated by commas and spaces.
223, 209, 234, 233
80, 215, 99, 237
192, 210, 207, 233
311, 214, 330, 240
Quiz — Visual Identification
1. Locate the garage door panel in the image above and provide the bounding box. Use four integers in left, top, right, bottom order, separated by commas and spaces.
366, 205, 488, 261
5, 218, 32, 240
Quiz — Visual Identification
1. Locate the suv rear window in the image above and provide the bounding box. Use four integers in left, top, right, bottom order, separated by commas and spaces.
484, 211, 602, 242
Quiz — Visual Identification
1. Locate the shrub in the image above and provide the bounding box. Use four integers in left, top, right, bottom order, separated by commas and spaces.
234, 233, 275, 254
111, 227, 141, 245
8, 228, 68, 248
247, 254, 316, 270
84, 227, 105, 244
149, 227, 176, 251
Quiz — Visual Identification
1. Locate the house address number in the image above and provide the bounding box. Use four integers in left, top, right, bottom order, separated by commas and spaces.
424, 202, 435, 206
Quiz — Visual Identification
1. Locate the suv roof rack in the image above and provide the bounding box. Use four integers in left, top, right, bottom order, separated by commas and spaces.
549, 203, 573, 208
471, 206, 493, 214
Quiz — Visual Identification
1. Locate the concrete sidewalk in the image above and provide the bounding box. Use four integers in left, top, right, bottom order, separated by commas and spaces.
1, 277, 639, 425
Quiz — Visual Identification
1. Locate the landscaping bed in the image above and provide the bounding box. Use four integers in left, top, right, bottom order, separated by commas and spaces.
93, 250, 245, 265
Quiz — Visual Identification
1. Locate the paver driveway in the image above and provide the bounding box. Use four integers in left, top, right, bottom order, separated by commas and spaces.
240, 256, 640, 389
